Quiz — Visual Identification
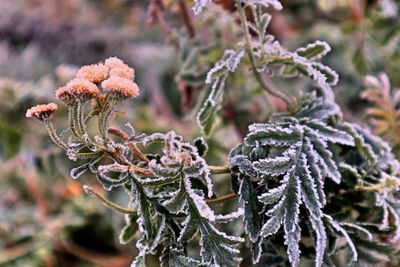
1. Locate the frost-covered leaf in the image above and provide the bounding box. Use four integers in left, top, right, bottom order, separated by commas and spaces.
304, 120, 354, 146
296, 40, 331, 61
239, 175, 263, 242
325, 215, 358, 263
197, 49, 245, 137
245, 125, 301, 147
266, 43, 338, 101
96, 172, 129, 191
199, 223, 244, 266
197, 76, 226, 137
230, 155, 258, 176
131, 255, 145, 267
206, 49, 244, 84
160, 245, 201, 267
253, 151, 294, 176
231, 96, 355, 266
343, 123, 378, 164
215, 208, 244, 223
309, 217, 326, 267
295, 98, 341, 121
120, 213, 139, 244
70, 156, 103, 179
194, 136, 209, 157
70, 162, 90, 179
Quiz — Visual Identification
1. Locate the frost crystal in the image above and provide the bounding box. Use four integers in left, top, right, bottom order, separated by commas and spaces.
192, 0, 213, 15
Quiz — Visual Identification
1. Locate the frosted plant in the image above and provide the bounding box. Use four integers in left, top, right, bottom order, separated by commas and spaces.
229, 95, 400, 266
230, 95, 355, 266
26, 1, 400, 266
196, 0, 339, 137
27, 57, 243, 267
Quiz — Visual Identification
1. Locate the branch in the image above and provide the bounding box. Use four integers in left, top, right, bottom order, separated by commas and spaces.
237, 0, 294, 111
108, 127, 150, 162
206, 193, 237, 204
83, 185, 137, 215
178, 0, 195, 38
209, 165, 231, 174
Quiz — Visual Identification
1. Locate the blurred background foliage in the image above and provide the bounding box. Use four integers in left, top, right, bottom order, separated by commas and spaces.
0, 0, 399, 266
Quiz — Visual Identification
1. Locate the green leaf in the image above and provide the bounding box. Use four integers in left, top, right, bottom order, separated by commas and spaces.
231, 96, 356, 267
352, 45, 370, 74
160, 245, 201, 267
199, 222, 243, 266
296, 40, 331, 60
239, 175, 263, 242
196, 76, 226, 137
194, 137, 209, 157
119, 214, 139, 244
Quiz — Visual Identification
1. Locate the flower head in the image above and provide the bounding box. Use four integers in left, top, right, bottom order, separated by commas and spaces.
105, 57, 129, 69
56, 78, 100, 104
101, 76, 139, 99
110, 67, 135, 80
26, 103, 58, 120
76, 63, 109, 83
56, 86, 75, 105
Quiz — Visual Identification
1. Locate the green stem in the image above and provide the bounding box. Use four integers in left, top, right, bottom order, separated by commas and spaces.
44, 120, 68, 150
76, 101, 86, 134
237, 0, 294, 110
209, 165, 231, 174
85, 110, 98, 123
98, 95, 116, 138
68, 105, 81, 138
206, 193, 237, 204
83, 185, 137, 215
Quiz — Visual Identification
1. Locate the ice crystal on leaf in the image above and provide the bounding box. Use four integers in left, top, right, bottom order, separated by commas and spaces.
73, 129, 243, 266
230, 94, 400, 266
230, 95, 355, 266
196, 0, 339, 138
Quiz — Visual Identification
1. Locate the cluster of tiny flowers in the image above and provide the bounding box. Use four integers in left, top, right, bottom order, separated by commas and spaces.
55, 57, 139, 104
26, 57, 139, 121
102, 57, 138, 99
25, 103, 58, 120
56, 78, 100, 104
76, 63, 109, 83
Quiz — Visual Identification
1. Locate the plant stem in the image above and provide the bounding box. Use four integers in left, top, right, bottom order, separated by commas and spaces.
107, 127, 150, 162
68, 105, 81, 138
85, 110, 98, 123
206, 193, 237, 204
178, 0, 195, 38
44, 120, 68, 150
83, 185, 137, 215
237, 0, 294, 110
209, 165, 231, 174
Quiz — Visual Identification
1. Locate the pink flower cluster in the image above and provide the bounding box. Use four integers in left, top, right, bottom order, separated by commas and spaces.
25, 103, 58, 120
55, 57, 139, 104
26, 57, 140, 121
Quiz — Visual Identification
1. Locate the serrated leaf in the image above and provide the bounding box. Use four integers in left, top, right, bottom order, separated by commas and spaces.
231, 96, 351, 266
197, 76, 226, 137
253, 153, 293, 176
160, 246, 201, 267
239, 175, 263, 242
